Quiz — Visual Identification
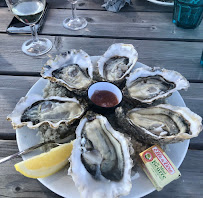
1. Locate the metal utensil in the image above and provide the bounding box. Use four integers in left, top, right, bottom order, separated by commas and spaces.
0, 141, 59, 164
0, 134, 75, 164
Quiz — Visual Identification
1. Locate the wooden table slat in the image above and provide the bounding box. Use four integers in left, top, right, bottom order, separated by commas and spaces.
0, 140, 202, 198
43, 9, 203, 40
0, 9, 202, 40
0, 141, 61, 198
0, 34, 202, 80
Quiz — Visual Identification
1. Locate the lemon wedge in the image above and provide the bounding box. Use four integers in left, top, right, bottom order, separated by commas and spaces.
14, 142, 73, 178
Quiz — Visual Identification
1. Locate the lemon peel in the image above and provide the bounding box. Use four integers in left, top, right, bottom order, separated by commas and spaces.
14, 142, 73, 178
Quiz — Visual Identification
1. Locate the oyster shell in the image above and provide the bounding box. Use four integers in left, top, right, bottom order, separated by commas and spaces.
69, 113, 133, 198
41, 50, 93, 95
97, 43, 138, 83
38, 123, 76, 151
123, 67, 190, 104
7, 95, 86, 129
43, 81, 76, 98
116, 104, 202, 144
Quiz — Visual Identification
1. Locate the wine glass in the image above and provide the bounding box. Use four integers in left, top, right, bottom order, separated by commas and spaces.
5, 0, 52, 56
63, 0, 87, 30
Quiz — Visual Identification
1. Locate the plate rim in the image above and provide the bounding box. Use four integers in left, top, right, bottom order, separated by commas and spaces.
147, 0, 174, 6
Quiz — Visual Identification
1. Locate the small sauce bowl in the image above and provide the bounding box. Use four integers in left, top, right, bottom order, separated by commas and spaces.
88, 82, 122, 114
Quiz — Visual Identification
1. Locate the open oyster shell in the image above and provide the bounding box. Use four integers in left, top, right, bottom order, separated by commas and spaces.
116, 104, 202, 144
7, 95, 86, 129
69, 113, 133, 198
41, 50, 94, 95
43, 81, 76, 98
123, 67, 190, 104
97, 43, 138, 84
38, 123, 76, 152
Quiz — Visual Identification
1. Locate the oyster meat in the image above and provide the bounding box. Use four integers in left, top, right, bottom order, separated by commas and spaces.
116, 104, 202, 144
69, 113, 133, 198
97, 43, 138, 83
7, 95, 86, 129
41, 50, 93, 94
123, 67, 189, 104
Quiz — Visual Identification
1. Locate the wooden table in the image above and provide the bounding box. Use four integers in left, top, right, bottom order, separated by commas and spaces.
0, 0, 202, 197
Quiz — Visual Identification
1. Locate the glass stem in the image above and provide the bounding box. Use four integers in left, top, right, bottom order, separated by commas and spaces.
30, 24, 39, 43
71, 3, 77, 19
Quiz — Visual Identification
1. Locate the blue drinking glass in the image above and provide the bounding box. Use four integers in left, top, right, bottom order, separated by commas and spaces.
201, 50, 203, 66
173, 0, 203, 29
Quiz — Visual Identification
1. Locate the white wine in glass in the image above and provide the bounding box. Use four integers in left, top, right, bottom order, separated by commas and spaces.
6, 0, 52, 56
63, 0, 87, 30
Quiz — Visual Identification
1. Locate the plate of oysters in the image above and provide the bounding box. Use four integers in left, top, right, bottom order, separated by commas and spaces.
7, 43, 202, 198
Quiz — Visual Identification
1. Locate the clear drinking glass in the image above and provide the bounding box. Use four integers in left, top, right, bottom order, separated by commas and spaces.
5, 0, 52, 56
63, 0, 87, 30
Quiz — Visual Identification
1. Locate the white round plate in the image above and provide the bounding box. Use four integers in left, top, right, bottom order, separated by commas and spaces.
147, 0, 174, 6
16, 57, 189, 198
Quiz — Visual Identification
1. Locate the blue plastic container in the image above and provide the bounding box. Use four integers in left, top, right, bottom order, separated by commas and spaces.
173, 0, 203, 29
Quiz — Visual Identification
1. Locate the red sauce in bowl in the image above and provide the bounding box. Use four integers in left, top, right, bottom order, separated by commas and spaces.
91, 90, 119, 107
